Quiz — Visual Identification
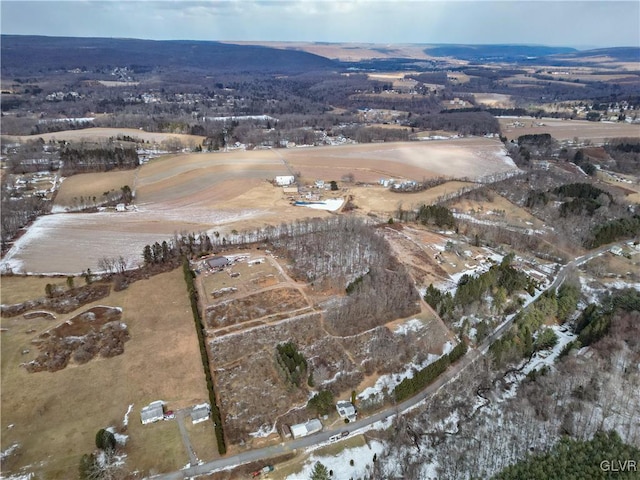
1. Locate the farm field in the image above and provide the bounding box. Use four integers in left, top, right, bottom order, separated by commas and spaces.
498, 117, 640, 142
2, 127, 205, 146
0, 268, 211, 478
282, 138, 518, 183
2, 139, 519, 275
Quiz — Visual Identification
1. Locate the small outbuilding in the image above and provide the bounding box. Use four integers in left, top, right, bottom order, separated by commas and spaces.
191, 403, 211, 425
141, 401, 165, 425
289, 418, 323, 439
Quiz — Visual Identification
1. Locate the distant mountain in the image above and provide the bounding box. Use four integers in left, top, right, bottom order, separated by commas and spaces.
549, 47, 640, 62
0, 35, 336, 74
423, 44, 577, 62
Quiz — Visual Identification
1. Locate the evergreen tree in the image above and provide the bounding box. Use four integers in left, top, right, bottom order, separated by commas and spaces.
310, 461, 330, 480
95, 428, 116, 452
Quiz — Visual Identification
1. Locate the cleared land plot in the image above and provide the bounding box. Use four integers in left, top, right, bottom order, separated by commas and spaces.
498, 117, 640, 142
205, 287, 309, 328
0, 269, 210, 478
199, 257, 285, 304
350, 181, 475, 216
210, 304, 451, 445
473, 93, 514, 108
449, 193, 546, 230
3, 127, 205, 146
381, 226, 452, 288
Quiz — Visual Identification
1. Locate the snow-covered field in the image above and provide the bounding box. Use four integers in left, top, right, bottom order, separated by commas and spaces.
0, 207, 264, 275
285, 440, 385, 480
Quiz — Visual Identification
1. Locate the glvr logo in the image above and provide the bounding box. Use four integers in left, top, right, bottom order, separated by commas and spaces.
600, 460, 638, 472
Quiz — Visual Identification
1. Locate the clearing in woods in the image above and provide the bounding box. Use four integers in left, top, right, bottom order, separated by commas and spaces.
0, 268, 212, 479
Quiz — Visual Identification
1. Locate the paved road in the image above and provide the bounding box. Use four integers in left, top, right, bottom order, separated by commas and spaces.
150, 242, 623, 480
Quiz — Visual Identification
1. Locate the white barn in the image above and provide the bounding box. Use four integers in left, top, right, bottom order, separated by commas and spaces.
275, 175, 295, 186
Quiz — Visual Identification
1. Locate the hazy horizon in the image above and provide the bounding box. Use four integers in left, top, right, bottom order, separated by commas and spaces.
1, 1, 639, 49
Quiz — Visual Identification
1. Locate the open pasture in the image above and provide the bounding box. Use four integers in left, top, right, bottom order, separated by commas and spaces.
499, 117, 640, 142
0, 269, 210, 478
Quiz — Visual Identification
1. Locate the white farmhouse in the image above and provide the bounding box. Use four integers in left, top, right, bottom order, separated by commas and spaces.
140, 401, 165, 425
336, 400, 357, 422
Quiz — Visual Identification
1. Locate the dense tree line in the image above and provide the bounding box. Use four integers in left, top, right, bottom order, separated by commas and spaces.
182, 259, 226, 454
571, 288, 640, 348
59, 141, 139, 175
424, 254, 533, 321
0, 192, 49, 253
490, 283, 581, 368
584, 215, 640, 248
410, 111, 500, 135
394, 341, 467, 402
307, 390, 335, 416
493, 431, 640, 480
415, 204, 457, 229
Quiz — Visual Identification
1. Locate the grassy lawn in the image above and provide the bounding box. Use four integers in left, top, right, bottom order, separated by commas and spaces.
184, 418, 219, 463
0, 268, 209, 478
0, 275, 75, 305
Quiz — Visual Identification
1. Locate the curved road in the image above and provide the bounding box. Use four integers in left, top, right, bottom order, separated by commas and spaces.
151, 242, 621, 479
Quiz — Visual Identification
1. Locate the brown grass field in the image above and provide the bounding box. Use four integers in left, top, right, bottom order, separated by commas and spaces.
54, 170, 138, 206
350, 180, 475, 216
498, 117, 640, 142
2, 127, 205, 146
0, 268, 211, 478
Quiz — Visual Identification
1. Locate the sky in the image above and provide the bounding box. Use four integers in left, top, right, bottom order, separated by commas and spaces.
1, 1, 639, 49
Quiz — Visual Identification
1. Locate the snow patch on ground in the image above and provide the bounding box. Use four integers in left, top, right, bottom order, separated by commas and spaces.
248, 422, 277, 438
286, 440, 385, 480
0, 474, 34, 480
122, 403, 133, 427
393, 318, 425, 335
296, 198, 344, 211
1, 443, 20, 461
106, 427, 129, 446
